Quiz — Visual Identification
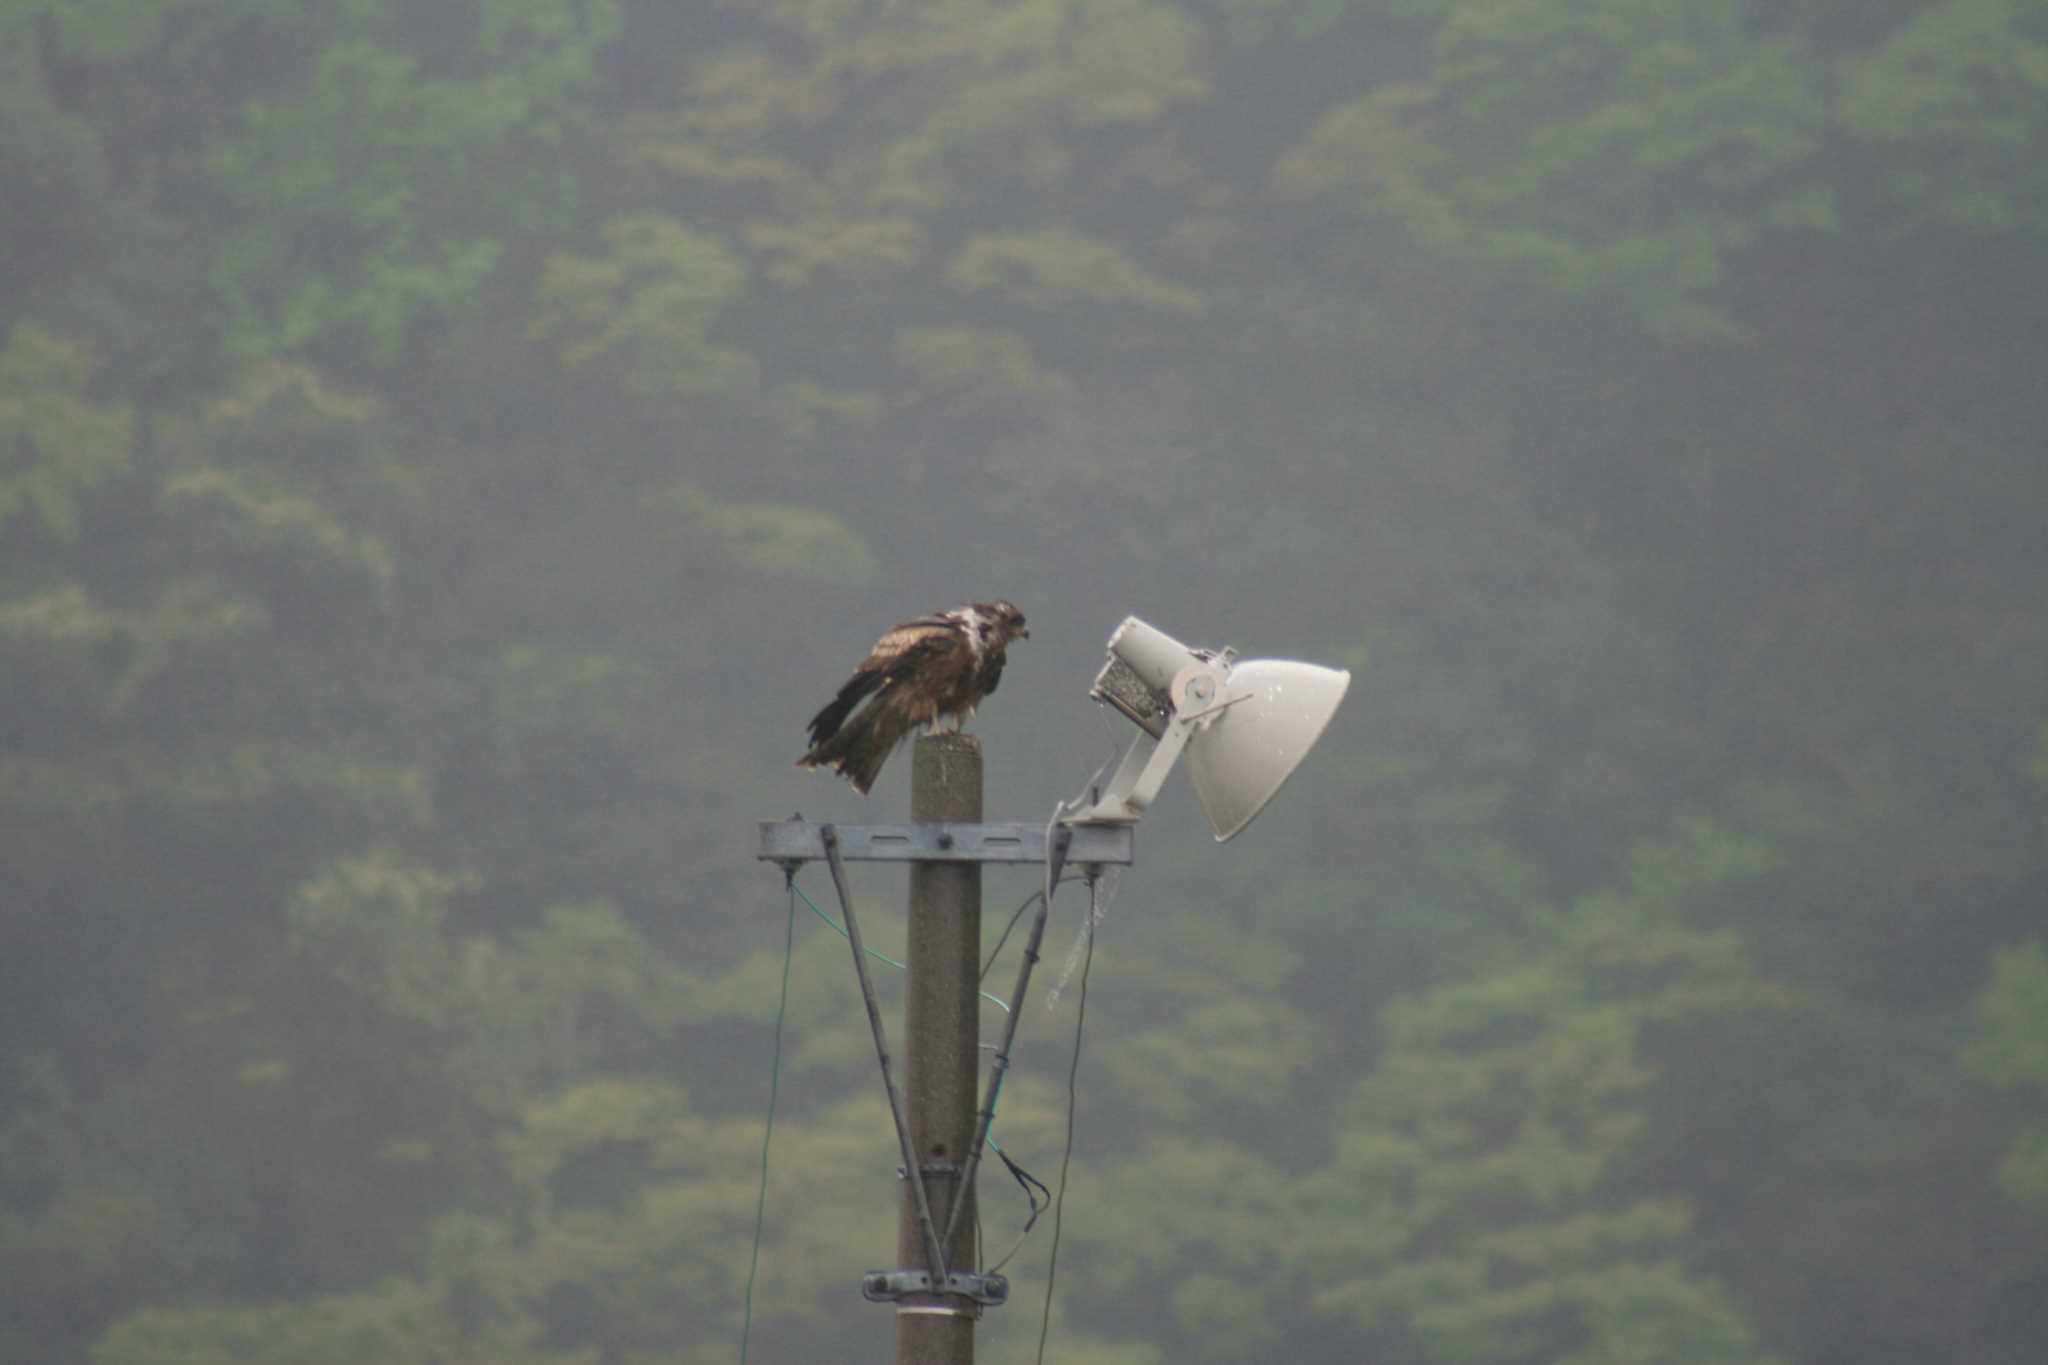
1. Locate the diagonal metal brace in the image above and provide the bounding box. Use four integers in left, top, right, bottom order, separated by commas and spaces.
820, 825, 951, 1285
938, 847, 1070, 1260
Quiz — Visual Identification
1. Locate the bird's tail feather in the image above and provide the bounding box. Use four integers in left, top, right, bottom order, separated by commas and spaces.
797, 703, 914, 794
806, 670, 887, 749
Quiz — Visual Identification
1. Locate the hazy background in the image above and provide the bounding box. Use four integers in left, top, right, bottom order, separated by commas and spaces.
4, 1, 2047, 1362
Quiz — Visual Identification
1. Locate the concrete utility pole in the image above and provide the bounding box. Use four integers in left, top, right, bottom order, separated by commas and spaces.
898, 734, 983, 1365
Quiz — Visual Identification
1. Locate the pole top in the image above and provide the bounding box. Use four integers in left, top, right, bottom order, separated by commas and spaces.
912, 733, 984, 821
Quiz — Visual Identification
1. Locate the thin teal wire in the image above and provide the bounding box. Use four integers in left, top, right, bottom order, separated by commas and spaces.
738, 883, 797, 1365
790, 875, 1034, 1266
791, 880, 1010, 1013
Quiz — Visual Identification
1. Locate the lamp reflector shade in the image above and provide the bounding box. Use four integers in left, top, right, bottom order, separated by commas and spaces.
1184, 659, 1350, 842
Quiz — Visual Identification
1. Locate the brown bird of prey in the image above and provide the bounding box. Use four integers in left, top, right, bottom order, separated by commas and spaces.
798, 600, 1030, 793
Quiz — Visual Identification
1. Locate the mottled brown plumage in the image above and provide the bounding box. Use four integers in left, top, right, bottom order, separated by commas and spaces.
798, 601, 1029, 793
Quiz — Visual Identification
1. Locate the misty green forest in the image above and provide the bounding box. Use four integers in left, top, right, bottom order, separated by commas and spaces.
5, 0, 2048, 1361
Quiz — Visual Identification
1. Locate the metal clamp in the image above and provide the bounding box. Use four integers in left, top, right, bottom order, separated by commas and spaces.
896, 1159, 960, 1182
861, 1269, 1010, 1307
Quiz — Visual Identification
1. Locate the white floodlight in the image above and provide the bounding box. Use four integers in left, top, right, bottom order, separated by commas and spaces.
1064, 617, 1351, 842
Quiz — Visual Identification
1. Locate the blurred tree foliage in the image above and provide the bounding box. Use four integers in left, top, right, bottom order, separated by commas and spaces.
1, 0, 2044, 1362
0, 325, 132, 538
1298, 834, 1789, 1365
1966, 942, 2048, 1213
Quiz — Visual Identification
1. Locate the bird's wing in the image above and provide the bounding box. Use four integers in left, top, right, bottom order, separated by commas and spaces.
805, 621, 963, 747
862, 618, 961, 669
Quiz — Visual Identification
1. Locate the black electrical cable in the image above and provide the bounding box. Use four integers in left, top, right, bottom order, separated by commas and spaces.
986, 1147, 1052, 1274
738, 879, 798, 1365
1035, 890, 1096, 1365
981, 889, 1041, 984
980, 877, 1080, 984
969, 869, 1083, 1278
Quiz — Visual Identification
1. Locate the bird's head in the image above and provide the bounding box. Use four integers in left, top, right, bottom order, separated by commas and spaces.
982, 600, 1028, 642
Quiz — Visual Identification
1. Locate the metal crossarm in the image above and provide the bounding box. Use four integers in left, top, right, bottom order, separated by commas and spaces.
758, 820, 1133, 867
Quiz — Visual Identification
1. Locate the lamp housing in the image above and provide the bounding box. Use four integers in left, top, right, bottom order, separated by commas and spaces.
1065, 616, 1350, 842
